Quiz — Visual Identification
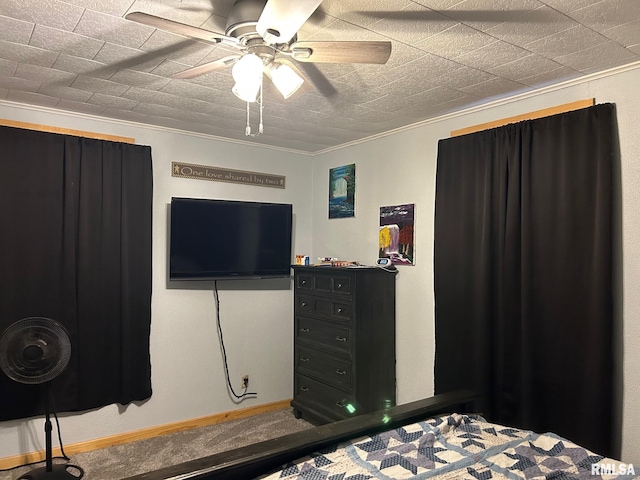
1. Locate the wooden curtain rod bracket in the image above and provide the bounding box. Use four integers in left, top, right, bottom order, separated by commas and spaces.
450, 98, 595, 137
0, 119, 135, 144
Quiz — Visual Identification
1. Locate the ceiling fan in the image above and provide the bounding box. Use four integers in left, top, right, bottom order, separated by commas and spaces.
126, 0, 392, 134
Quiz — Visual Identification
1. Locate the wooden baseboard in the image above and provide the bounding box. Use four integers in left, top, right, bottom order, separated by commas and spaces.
0, 399, 292, 470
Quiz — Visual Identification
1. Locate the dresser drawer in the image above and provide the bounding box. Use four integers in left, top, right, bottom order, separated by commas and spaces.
296, 272, 352, 296
296, 273, 315, 290
295, 294, 352, 322
296, 345, 352, 390
295, 374, 357, 420
295, 317, 352, 354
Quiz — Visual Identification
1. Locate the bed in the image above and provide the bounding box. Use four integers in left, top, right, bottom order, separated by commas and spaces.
123, 390, 634, 480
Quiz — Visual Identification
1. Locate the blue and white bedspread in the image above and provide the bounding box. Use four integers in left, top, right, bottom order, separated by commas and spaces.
259, 414, 636, 479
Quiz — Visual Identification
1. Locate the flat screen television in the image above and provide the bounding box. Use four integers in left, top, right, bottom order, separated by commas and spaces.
169, 197, 293, 280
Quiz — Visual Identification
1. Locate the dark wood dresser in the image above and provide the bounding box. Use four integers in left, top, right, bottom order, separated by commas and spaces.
291, 265, 396, 424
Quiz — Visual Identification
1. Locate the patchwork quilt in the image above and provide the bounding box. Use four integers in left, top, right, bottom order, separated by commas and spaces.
259, 414, 636, 479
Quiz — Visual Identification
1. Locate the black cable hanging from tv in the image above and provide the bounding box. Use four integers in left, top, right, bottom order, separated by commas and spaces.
214, 281, 257, 400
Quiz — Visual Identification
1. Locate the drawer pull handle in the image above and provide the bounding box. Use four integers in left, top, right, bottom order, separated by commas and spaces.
337, 307, 343, 313
335, 369, 347, 375
335, 336, 347, 342
300, 357, 310, 362
336, 283, 342, 289
301, 280, 307, 285
300, 328, 310, 333
300, 387, 309, 392
301, 302, 307, 307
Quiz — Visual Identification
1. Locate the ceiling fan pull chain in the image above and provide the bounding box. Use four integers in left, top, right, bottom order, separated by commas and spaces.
245, 101, 251, 136
258, 75, 264, 135
245, 76, 264, 137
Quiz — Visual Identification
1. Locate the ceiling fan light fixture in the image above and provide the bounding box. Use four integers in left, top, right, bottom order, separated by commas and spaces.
232, 81, 261, 103
270, 63, 304, 99
232, 53, 264, 82
231, 53, 264, 103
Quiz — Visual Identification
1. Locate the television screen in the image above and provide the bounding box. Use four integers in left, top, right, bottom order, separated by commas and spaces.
169, 197, 293, 280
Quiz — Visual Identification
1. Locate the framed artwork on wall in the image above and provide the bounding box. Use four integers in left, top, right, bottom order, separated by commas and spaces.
379, 204, 415, 265
329, 164, 356, 219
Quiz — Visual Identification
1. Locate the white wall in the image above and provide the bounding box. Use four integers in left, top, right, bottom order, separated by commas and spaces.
311, 65, 640, 463
0, 102, 314, 458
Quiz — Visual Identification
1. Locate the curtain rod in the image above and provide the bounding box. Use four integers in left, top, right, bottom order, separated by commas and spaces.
450, 98, 595, 137
0, 119, 135, 144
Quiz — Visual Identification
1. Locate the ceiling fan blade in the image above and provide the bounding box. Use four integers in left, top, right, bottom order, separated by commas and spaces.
290, 61, 338, 98
290, 41, 392, 64
125, 12, 239, 46
88, 39, 198, 78
257, 0, 323, 44
172, 55, 240, 79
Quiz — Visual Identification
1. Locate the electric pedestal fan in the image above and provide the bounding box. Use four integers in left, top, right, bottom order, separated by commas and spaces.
0, 317, 84, 479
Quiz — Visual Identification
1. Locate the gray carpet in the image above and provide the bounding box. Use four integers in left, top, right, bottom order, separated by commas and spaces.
0, 408, 313, 480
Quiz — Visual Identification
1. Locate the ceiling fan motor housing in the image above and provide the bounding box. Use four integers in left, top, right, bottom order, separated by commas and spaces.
226, 0, 268, 41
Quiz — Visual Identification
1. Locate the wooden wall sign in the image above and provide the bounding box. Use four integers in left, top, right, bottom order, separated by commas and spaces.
172, 162, 285, 189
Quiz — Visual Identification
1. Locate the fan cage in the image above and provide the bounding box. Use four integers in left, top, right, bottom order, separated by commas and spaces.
0, 317, 71, 385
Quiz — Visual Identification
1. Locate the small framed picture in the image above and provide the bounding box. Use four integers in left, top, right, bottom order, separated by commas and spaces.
379, 204, 415, 265
329, 164, 355, 218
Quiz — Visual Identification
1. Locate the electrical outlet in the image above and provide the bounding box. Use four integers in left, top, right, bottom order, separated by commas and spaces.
242, 375, 249, 389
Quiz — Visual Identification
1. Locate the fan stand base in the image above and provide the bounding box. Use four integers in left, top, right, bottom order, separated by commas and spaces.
18, 464, 84, 480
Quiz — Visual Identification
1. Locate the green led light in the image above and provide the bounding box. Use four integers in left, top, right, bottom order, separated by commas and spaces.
382, 414, 391, 424
345, 403, 356, 414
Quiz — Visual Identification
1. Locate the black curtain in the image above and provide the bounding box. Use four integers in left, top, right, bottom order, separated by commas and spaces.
0, 126, 153, 421
434, 104, 615, 456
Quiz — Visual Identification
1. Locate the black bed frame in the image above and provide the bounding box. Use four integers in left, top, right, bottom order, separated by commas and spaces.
122, 389, 477, 480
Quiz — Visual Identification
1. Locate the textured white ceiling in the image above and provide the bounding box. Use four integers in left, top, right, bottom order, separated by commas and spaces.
0, 0, 639, 153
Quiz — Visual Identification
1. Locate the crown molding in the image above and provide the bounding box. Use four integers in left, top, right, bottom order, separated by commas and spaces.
2, 60, 639, 157
312, 60, 640, 156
